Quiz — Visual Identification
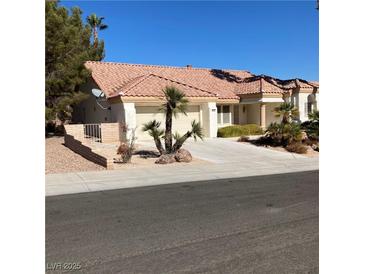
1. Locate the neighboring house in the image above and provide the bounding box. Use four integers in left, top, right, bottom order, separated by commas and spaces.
72, 61, 319, 140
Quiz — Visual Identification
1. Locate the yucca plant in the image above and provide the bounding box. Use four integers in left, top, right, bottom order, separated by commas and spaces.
143, 86, 204, 155
160, 86, 189, 152
142, 120, 165, 155
172, 120, 204, 151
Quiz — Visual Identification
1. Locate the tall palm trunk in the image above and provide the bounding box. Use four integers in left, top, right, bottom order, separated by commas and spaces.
165, 104, 173, 153
93, 26, 98, 47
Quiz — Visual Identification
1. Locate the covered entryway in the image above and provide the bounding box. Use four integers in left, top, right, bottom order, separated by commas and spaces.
135, 105, 201, 140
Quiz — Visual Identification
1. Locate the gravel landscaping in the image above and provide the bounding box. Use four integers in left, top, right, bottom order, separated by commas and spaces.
46, 136, 105, 174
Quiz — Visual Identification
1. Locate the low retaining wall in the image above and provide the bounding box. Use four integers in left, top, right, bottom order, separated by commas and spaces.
64, 124, 117, 169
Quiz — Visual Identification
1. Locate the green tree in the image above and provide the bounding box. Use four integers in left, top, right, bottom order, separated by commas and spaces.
161, 86, 189, 152
87, 13, 108, 46
46, 1, 105, 126
273, 102, 299, 124
142, 86, 204, 155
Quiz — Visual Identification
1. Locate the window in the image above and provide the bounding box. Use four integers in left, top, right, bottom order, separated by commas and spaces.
307, 102, 313, 114
217, 105, 231, 124
223, 106, 230, 124
306, 94, 317, 116
217, 106, 222, 124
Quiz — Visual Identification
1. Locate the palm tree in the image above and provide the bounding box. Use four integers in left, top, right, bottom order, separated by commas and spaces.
273, 102, 299, 124
142, 86, 203, 155
161, 86, 189, 153
86, 14, 108, 46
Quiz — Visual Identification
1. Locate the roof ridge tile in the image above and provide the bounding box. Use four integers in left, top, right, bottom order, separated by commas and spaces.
85, 60, 251, 74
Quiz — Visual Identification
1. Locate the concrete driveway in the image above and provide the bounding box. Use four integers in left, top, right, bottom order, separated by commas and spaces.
138, 137, 307, 164
46, 138, 318, 196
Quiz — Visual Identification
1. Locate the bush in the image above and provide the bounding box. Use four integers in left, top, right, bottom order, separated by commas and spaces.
217, 124, 263, 138
301, 110, 319, 140
117, 142, 129, 155
115, 129, 137, 163
265, 122, 302, 146
301, 120, 319, 140
285, 142, 308, 154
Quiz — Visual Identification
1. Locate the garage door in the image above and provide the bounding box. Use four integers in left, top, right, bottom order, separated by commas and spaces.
135, 105, 201, 140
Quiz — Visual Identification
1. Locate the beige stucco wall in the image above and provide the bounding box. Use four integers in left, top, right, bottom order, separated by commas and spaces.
238, 104, 248, 124
265, 103, 282, 125
291, 89, 319, 122
201, 102, 217, 138
73, 80, 112, 124
246, 104, 260, 125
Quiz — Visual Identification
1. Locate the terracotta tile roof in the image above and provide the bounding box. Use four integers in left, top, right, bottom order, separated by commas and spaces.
235, 76, 286, 95
309, 81, 319, 87
85, 61, 319, 99
235, 75, 320, 95
85, 61, 252, 99
111, 73, 217, 98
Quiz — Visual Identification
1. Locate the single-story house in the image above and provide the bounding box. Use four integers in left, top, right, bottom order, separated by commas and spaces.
72, 61, 319, 140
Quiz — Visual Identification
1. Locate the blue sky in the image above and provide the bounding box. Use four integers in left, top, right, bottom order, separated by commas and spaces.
60, 1, 318, 80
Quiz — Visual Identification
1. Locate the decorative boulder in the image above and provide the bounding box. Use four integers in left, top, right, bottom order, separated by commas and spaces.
155, 154, 176, 164
311, 143, 319, 152
174, 149, 192, 163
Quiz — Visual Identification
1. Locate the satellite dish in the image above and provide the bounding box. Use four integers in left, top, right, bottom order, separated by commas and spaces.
92, 88, 105, 98
91, 88, 108, 110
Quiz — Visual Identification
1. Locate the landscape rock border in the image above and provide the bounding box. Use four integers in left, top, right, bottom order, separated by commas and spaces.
155, 149, 193, 164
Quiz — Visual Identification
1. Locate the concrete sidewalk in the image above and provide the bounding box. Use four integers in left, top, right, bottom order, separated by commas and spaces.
46, 156, 318, 196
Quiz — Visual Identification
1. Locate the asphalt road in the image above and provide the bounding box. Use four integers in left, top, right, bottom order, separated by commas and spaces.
46, 170, 319, 274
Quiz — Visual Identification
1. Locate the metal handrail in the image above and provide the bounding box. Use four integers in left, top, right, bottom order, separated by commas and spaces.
83, 124, 102, 142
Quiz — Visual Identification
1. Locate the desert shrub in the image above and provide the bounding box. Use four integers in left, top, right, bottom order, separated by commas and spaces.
116, 143, 134, 163
301, 110, 319, 140
45, 123, 65, 136
117, 142, 129, 155
265, 122, 302, 146
115, 129, 137, 163
265, 122, 282, 144
281, 123, 302, 145
301, 120, 319, 140
285, 142, 308, 154
217, 124, 263, 138
237, 135, 249, 142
